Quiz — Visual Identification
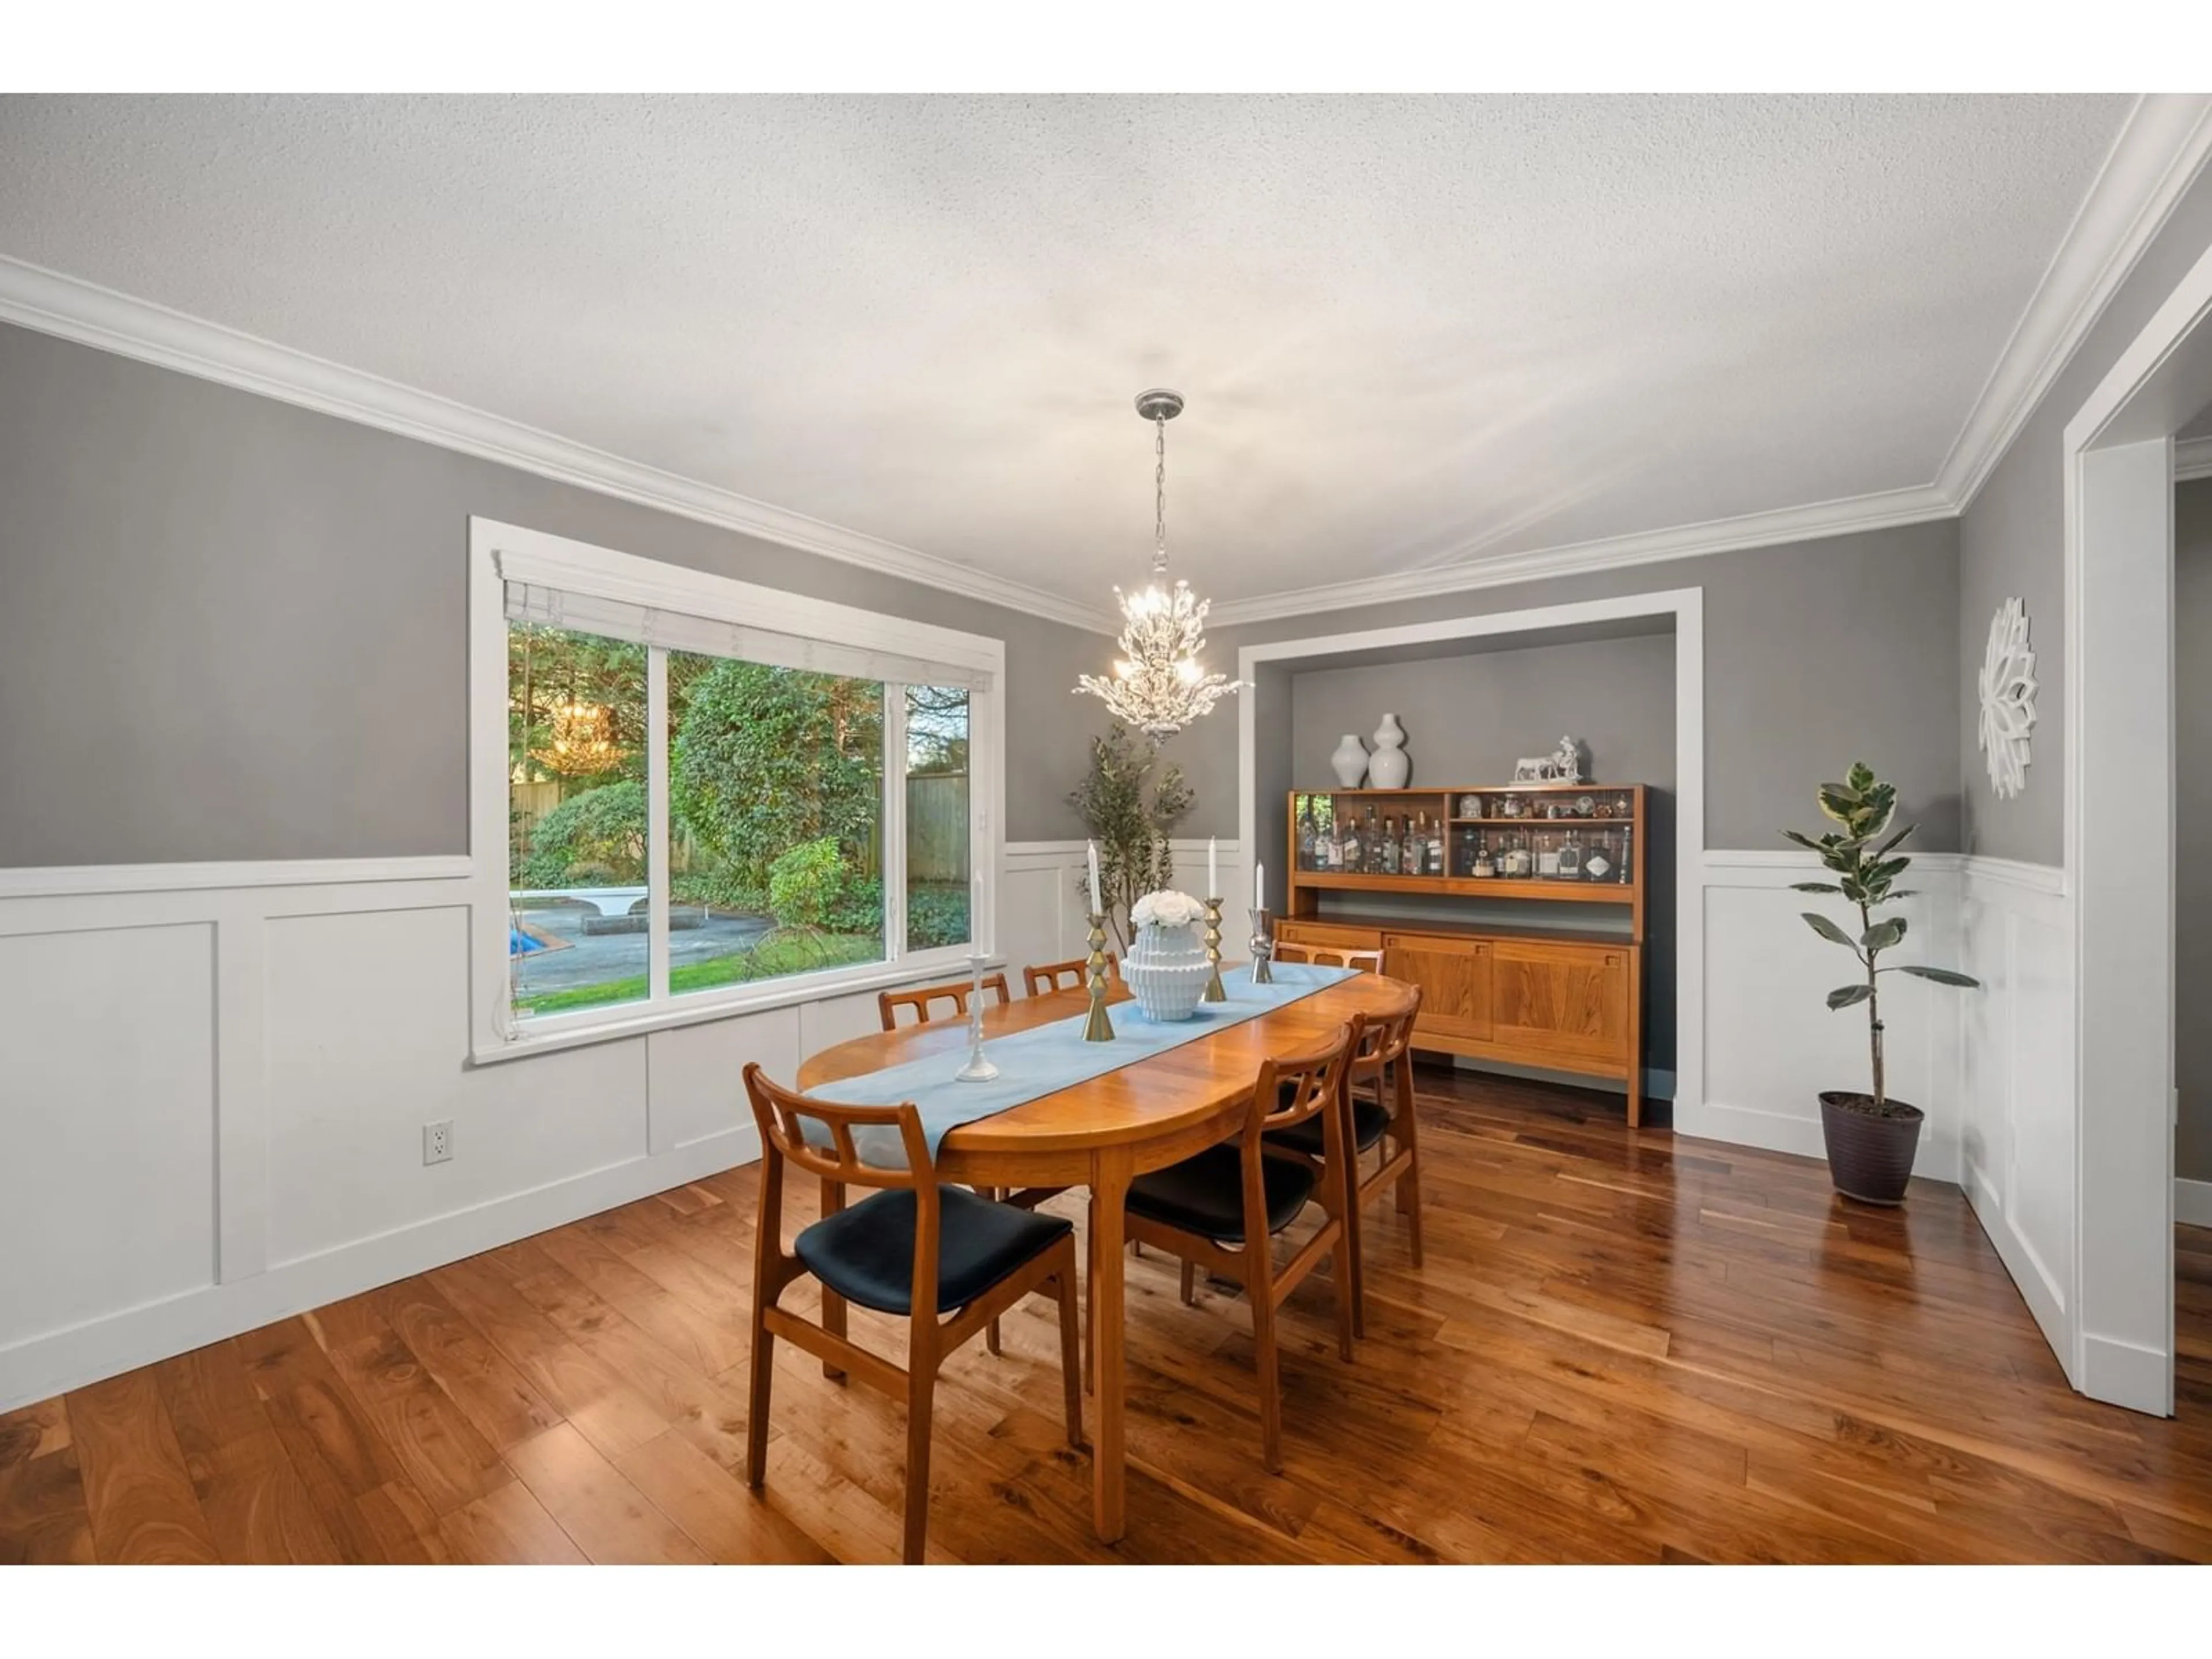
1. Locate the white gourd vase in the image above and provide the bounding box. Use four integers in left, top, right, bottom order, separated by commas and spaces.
1330, 734, 1370, 788
1369, 713, 1410, 788
1123, 922, 1211, 1021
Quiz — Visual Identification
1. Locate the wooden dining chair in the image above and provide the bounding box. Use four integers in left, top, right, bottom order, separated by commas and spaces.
1122, 1022, 1360, 1474
741, 1063, 1084, 1563
1021, 954, 1118, 997
1264, 988, 1424, 1336
1273, 943, 1384, 972
877, 972, 1012, 1032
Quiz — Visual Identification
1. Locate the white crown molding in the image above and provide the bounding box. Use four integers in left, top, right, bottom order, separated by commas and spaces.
1206, 482, 1952, 628
2177, 435, 2212, 482
0, 255, 1118, 638
1938, 94, 2212, 511
6, 90, 2209, 642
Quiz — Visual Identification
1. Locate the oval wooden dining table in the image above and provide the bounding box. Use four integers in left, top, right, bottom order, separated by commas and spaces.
797, 967, 1420, 1545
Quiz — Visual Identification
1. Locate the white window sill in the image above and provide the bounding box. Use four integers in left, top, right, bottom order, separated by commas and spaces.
467, 953, 1005, 1066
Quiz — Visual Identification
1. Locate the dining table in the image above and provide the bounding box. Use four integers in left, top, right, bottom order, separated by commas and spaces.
797, 965, 1421, 1544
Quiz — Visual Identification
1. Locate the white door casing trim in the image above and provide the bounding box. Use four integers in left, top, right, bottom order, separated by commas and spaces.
1236, 586, 1706, 1132
2056, 226, 2212, 1415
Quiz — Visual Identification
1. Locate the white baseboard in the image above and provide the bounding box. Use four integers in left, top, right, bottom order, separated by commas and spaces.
0, 1124, 759, 1416
2080, 1331, 2172, 1417
2178, 1177, 2212, 1228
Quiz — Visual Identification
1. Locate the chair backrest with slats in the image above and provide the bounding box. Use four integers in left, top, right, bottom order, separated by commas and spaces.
877, 972, 1011, 1031
743, 1062, 933, 1193
1250, 1018, 1360, 1149
1021, 955, 1119, 997
1274, 944, 1384, 972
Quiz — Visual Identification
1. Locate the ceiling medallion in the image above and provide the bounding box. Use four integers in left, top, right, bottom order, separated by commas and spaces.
1073, 388, 1240, 739
1977, 596, 2037, 801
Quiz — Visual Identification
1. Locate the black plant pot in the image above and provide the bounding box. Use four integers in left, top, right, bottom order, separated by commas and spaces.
1818, 1091, 1924, 1206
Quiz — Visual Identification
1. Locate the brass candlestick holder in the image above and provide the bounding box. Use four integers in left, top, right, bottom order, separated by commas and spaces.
1081, 912, 1116, 1041
1249, 906, 1275, 986
1200, 897, 1227, 1002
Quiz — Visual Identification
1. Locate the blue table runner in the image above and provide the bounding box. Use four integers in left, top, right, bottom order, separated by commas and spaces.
806, 961, 1355, 1166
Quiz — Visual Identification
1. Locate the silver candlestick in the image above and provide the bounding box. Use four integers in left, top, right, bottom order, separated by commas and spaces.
1249, 906, 1275, 986
953, 950, 1001, 1082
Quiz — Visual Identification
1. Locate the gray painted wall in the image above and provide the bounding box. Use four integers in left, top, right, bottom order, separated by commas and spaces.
2175, 479, 2212, 1183
1286, 634, 1675, 794
0, 323, 1111, 865
1959, 168, 2212, 865
1170, 516, 1963, 851
1286, 634, 1678, 1070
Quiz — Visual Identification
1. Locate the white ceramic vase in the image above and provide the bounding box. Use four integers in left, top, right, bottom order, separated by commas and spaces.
1369, 713, 1410, 788
1330, 734, 1370, 788
1123, 921, 1211, 1021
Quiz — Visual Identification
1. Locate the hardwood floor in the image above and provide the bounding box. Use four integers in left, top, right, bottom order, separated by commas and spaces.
7, 1066, 2212, 1564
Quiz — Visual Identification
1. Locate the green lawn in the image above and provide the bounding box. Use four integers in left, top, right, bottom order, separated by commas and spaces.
516, 930, 884, 1017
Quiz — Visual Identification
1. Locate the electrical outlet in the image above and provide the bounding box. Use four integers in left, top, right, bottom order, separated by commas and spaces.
423, 1119, 454, 1165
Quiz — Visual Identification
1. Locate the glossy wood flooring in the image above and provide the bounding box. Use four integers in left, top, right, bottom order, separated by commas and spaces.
7, 1067, 2212, 1564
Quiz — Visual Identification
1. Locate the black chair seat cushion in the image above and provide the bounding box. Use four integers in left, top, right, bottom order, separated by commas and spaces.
1265, 1095, 1391, 1157
1124, 1144, 1316, 1243
795, 1185, 1072, 1316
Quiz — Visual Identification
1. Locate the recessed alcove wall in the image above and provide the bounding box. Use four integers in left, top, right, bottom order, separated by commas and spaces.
1256, 618, 1679, 1081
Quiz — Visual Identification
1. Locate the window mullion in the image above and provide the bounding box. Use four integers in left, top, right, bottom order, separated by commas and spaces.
647, 645, 670, 1002
884, 684, 907, 963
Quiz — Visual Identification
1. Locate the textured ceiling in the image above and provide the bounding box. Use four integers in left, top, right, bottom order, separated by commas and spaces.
0, 94, 2136, 608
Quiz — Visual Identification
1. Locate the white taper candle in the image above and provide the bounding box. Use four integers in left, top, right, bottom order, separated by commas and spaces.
1255, 861, 1265, 910
1209, 836, 1218, 899
1087, 839, 1101, 914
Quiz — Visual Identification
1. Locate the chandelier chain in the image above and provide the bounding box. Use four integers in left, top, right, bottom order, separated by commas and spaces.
1153, 415, 1168, 574
1072, 387, 1243, 738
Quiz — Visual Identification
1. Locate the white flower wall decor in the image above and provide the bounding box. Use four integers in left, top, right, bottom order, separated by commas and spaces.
1977, 597, 2038, 801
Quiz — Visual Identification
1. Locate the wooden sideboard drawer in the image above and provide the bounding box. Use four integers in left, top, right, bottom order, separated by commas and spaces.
1382, 933, 1492, 1042
1277, 919, 1384, 951
1489, 939, 1632, 1066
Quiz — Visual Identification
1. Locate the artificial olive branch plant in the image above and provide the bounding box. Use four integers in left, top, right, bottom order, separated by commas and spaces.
1784, 763, 1979, 1112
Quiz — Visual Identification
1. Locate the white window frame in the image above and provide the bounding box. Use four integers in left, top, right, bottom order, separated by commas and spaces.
467, 516, 1003, 1063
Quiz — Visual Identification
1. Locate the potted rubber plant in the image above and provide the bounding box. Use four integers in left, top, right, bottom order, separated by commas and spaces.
1785, 763, 1979, 1205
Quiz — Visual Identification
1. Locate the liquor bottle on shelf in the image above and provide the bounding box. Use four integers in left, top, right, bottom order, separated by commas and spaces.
1472, 832, 1495, 878
1582, 830, 1615, 883
1365, 806, 1383, 873
1297, 801, 1317, 871
1503, 833, 1532, 878
1384, 815, 1404, 875
1536, 828, 1562, 878
1406, 811, 1423, 874
1617, 824, 1633, 882
1558, 831, 1583, 879
1342, 811, 1364, 874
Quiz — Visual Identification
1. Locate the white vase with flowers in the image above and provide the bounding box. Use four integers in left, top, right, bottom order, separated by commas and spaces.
1123, 889, 1213, 1021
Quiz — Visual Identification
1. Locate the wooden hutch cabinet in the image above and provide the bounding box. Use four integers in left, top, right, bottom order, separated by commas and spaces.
1279, 782, 1648, 1126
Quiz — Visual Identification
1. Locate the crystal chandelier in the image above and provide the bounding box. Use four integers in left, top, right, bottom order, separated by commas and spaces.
1073, 388, 1240, 738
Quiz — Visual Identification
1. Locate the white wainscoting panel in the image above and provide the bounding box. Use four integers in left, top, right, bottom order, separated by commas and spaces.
1956, 857, 2076, 1374
0, 856, 1021, 1414
0, 923, 219, 1354
646, 1007, 796, 1156
1002, 839, 1244, 981
1689, 853, 1963, 1183
262, 904, 647, 1269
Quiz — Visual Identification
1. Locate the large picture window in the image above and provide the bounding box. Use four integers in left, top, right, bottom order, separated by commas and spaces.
473, 520, 1000, 1053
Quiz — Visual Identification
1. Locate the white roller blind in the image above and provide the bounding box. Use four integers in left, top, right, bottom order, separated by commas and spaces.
502, 580, 993, 691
